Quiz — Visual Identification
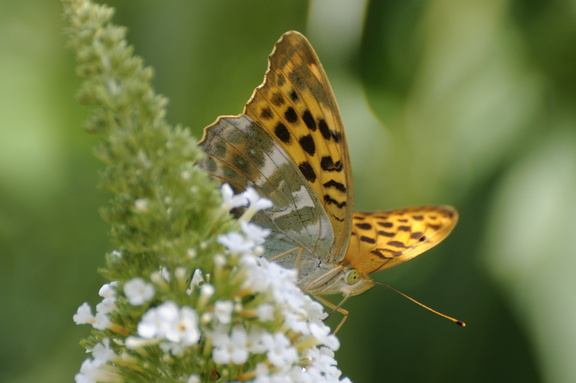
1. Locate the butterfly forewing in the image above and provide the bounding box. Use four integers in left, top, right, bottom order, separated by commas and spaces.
244, 31, 353, 265
198, 115, 334, 270
345, 206, 458, 275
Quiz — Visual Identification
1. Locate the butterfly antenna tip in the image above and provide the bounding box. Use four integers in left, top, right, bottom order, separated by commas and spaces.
375, 281, 466, 327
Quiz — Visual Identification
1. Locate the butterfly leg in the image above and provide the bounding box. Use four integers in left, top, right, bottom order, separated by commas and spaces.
268, 246, 303, 263
312, 294, 351, 334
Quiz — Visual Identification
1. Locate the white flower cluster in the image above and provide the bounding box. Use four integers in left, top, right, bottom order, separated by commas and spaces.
214, 185, 348, 382
73, 185, 350, 383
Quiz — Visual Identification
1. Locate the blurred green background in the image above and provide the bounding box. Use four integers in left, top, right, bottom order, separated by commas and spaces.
2, 0, 576, 382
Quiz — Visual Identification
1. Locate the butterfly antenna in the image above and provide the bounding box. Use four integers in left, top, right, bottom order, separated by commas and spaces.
375, 281, 466, 327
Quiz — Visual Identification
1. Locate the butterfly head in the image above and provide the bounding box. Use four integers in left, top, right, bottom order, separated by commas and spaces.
339, 266, 375, 296
303, 264, 375, 297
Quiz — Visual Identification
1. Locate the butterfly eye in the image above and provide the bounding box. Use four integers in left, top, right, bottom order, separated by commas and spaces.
345, 269, 361, 285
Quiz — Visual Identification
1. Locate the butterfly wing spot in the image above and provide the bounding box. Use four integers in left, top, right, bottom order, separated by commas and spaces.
359, 236, 376, 244
302, 110, 317, 131
271, 92, 285, 106
298, 134, 316, 156
323, 180, 346, 193
260, 107, 273, 119
284, 107, 298, 123
298, 161, 317, 183
274, 122, 291, 143
289, 90, 298, 101
320, 156, 342, 172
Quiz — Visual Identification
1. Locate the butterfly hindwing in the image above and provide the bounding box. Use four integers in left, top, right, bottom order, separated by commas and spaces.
345, 206, 458, 275
244, 31, 353, 265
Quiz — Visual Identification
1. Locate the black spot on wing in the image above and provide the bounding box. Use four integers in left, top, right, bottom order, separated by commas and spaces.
323, 180, 346, 193
299, 161, 317, 183
299, 135, 315, 156
387, 241, 406, 248
271, 92, 285, 106
318, 119, 331, 140
324, 194, 346, 209
410, 232, 424, 240
285, 107, 298, 124
360, 236, 376, 244
371, 248, 397, 259
303, 110, 317, 131
260, 107, 273, 119
290, 90, 299, 101
274, 122, 291, 144
320, 156, 343, 172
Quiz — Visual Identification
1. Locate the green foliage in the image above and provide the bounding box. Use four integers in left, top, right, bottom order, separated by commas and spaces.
63, 0, 232, 278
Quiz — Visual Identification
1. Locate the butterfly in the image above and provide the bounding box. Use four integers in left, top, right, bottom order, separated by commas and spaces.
198, 31, 458, 330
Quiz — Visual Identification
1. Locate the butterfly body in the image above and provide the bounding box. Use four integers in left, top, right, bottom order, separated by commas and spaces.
198, 31, 457, 303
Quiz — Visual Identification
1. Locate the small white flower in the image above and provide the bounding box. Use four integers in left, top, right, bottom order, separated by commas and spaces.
240, 221, 270, 245
164, 306, 200, 346
239, 187, 273, 222
305, 347, 345, 381
221, 183, 248, 210
93, 312, 112, 330
98, 282, 118, 298
191, 269, 204, 286
73, 303, 94, 325
186, 374, 201, 383
264, 332, 298, 368
257, 303, 275, 322
134, 198, 149, 212
136, 301, 200, 352
214, 300, 234, 324
111, 250, 122, 258
309, 322, 339, 351
247, 327, 270, 354
218, 231, 256, 253
175, 267, 188, 281
138, 302, 176, 339
253, 363, 272, 383
75, 358, 101, 383
124, 278, 155, 306
243, 187, 273, 211
187, 248, 197, 258
212, 326, 249, 365
96, 297, 116, 315
75, 340, 119, 383
90, 338, 115, 364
